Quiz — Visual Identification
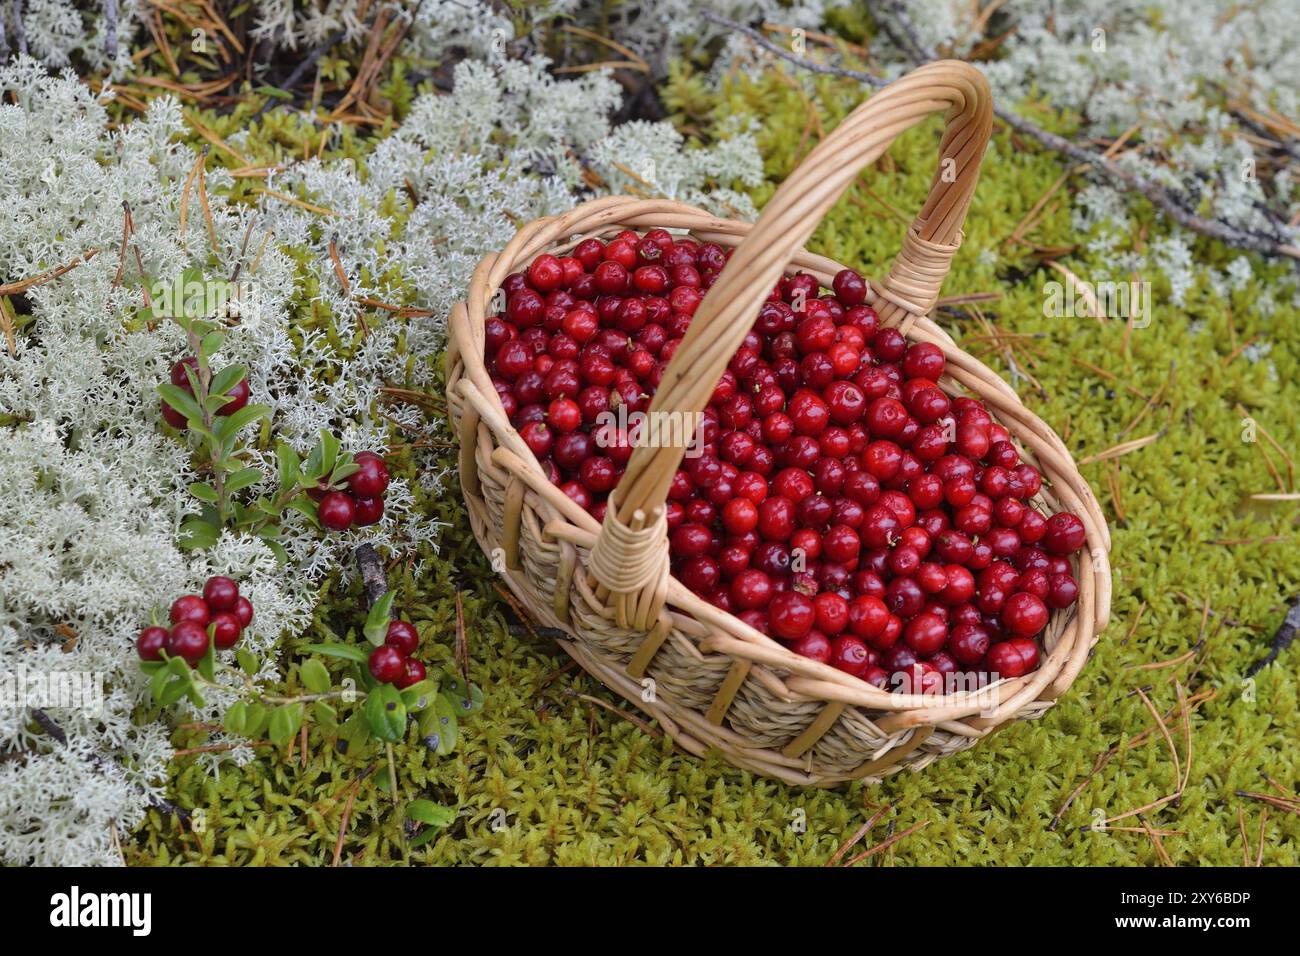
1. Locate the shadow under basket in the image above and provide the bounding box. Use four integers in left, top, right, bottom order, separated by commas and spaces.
446, 61, 1112, 787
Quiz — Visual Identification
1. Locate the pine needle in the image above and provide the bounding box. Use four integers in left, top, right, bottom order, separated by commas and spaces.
1077, 432, 1161, 465
825, 803, 893, 866
843, 819, 929, 866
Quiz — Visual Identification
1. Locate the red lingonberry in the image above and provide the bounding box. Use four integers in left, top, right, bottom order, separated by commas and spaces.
202, 576, 239, 612
354, 496, 384, 526
368, 645, 406, 683
386, 620, 419, 656
348, 454, 390, 497
987, 638, 1039, 678
211, 611, 243, 649
167, 621, 209, 662
318, 491, 356, 531
170, 594, 210, 628
1002, 592, 1049, 637
1043, 512, 1087, 555
137, 626, 168, 661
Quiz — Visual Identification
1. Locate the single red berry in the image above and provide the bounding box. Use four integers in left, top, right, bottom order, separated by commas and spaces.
730, 569, 774, 610
790, 630, 832, 663
202, 576, 239, 612
167, 620, 209, 662
848, 594, 890, 642
987, 639, 1039, 678
385, 620, 419, 656
901, 342, 946, 381
769, 591, 816, 641
170, 594, 210, 628
547, 397, 582, 434
317, 492, 356, 531
137, 626, 168, 661
527, 254, 565, 292
828, 634, 871, 677
832, 269, 867, 305
949, 623, 991, 666
904, 612, 948, 656
210, 611, 243, 649
368, 645, 406, 683
721, 497, 758, 535
1042, 512, 1087, 555
348, 455, 390, 498
234, 596, 254, 628
395, 657, 427, 689
813, 592, 849, 635
1047, 573, 1080, 609
353, 496, 384, 526
1002, 592, 1049, 637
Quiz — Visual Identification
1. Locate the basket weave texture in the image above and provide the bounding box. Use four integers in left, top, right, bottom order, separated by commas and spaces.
446, 61, 1112, 786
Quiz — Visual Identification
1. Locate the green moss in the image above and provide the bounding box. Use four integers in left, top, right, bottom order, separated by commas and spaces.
131, 64, 1299, 868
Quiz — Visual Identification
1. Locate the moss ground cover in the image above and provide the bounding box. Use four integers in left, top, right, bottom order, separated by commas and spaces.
123, 56, 1300, 866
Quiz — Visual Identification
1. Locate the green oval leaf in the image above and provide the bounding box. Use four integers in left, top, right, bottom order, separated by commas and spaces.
224, 467, 264, 494
243, 702, 270, 737
400, 678, 439, 712
363, 592, 396, 646
301, 642, 369, 664
419, 695, 459, 754
236, 647, 260, 675
208, 364, 245, 397
405, 800, 455, 827
441, 676, 484, 715
275, 442, 301, 488
267, 702, 304, 747
157, 383, 201, 422
159, 677, 189, 707
223, 700, 248, 736
363, 684, 406, 743
300, 658, 332, 694
188, 482, 219, 503
312, 700, 338, 730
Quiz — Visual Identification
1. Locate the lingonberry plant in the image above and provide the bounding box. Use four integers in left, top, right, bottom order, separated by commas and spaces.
488, 236, 1091, 693
138, 578, 482, 844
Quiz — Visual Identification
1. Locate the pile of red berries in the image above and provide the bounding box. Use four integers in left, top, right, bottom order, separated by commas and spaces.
367, 620, 427, 689
486, 232, 1088, 694
162, 356, 250, 429
137, 576, 254, 663
309, 452, 390, 531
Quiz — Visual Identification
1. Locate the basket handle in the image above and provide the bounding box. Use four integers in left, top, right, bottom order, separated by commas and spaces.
588, 61, 993, 625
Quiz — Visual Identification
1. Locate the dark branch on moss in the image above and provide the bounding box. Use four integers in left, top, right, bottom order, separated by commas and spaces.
354, 543, 388, 608
251, 28, 346, 120
104, 0, 117, 60
1246, 596, 1300, 677
10, 0, 26, 57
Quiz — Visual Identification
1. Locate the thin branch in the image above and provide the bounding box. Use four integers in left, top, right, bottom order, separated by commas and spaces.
1246, 595, 1300, 677
354, 542, 388, 608
10, 0, 26, 57
103, 0, 117, 59
252, 29, 347, 120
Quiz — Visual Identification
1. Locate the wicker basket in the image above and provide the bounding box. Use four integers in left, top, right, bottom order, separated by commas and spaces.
446, 61, 1112, 787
